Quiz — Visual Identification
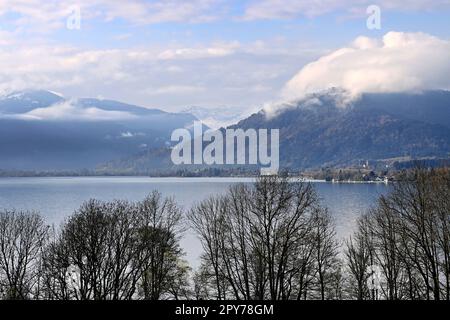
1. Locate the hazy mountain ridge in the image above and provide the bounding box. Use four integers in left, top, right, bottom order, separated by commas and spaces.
233, 90, 450, 169
1, 89, 449, 173
102, 90, 450, 174
0, 90, 199, 170
0, 90, 64, 114
181, 105, 254, 129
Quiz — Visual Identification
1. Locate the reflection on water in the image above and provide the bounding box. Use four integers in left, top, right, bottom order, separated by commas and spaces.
0, 177, 389, 268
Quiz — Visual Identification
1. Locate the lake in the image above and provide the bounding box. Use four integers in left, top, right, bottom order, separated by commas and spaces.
0, 177, 389, 268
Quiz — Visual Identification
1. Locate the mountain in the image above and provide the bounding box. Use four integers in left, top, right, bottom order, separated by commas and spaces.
0, 90, 198, 170
103, 89, 450, 174
0, 90, 64, 114
2, 89, 449, 174
232, 89, 450, 169
181, 106, 255, 129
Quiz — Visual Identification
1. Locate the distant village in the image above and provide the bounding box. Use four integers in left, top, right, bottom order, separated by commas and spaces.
299, 160, 393, 183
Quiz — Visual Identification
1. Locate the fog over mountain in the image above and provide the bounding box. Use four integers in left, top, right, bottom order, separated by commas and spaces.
281, 32, 450, 103
0, 90, 198, 170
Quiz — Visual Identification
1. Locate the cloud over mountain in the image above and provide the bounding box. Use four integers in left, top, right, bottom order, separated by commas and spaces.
24, 100, 137, 121
282, 32, 450, 101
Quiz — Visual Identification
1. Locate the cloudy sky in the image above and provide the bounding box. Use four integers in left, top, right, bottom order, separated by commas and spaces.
0, 0, 449, 111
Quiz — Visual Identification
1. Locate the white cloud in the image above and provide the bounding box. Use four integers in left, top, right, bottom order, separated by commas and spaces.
24, 100, 137, 121
120, 131, 145, 138
0, 37, 318, 110
1, 0, 449, 32
157, 42, 240, 60
145, 85, 206, 95
0, 0, 222, 33
243, 0, 450, 20
0, 30, 15, 46
103, 0, 220, 24
282, 32, 450, 101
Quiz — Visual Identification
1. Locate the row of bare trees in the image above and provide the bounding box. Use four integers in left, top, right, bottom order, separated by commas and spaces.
0, 191, 189, 300
0, 168, 448, 299
189, 175, 341, 300
345, 168, 450, 300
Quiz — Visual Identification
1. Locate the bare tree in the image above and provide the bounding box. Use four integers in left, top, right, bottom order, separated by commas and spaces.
189, 196, 229, 299
310, 207, 340, 300
3, 168, 447, 301
430, 168, 450, 299
344, 215, 373, 300
135, 191, 185, 300
0, 210, 48, 299
39, 192, 187, 300
189, 175, 340, 300
385, 169, 443, 299
347, 168, 450, 300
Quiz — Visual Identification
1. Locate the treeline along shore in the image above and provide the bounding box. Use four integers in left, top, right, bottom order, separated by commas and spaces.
0, 168, 449, 300
1, 157, 449, 179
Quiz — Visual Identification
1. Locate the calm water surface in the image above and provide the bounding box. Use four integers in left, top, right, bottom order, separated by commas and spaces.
0, 177, 389, 267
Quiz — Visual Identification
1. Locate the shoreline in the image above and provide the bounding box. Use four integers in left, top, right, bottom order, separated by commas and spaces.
0, 175, 390, 184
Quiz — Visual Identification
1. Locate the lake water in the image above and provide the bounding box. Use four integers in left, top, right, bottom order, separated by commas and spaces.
0, 177, 389, 268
